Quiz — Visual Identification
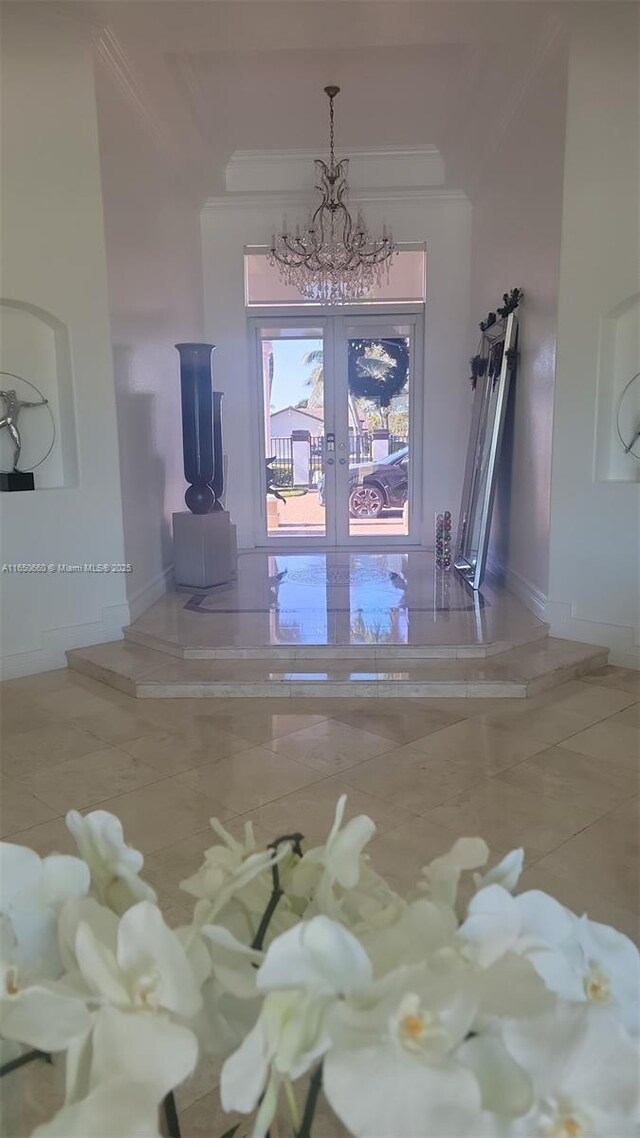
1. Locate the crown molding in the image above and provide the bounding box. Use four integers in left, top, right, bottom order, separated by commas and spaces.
225, 145, 445, 194
96, 27, 176, 160
203, 187, 468, 213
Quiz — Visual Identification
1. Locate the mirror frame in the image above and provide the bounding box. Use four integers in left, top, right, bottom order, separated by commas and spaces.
454, 310, 519, 590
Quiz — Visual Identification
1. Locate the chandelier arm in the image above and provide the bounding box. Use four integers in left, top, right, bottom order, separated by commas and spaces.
269, 85, 395, 303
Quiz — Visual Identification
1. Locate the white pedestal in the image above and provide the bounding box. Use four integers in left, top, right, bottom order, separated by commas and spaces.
173, 510, 237, 589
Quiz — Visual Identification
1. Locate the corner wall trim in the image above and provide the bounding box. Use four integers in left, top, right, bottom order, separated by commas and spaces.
127, 564, 174, 624
544, 599, 640, 671
487, 557, 548, 623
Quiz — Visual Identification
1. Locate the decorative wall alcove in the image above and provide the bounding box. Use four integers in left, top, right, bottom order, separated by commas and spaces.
0, 300, 78, 488
594, 292, 640, 483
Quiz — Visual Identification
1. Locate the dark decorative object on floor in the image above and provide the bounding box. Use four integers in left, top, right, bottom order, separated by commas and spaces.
175, 344, 225, 514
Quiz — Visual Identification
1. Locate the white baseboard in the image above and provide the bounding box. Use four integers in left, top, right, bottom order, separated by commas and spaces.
127, 564, 174, 624
544, 599, 640, 670
488, 557, 639, 669
487, 558, 548, 623
0, 601, 131, 680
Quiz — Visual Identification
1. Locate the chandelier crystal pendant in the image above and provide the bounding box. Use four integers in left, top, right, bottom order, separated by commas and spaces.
268, 86, 396, 304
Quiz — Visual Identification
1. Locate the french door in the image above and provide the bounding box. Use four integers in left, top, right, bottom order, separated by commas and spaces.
252, 312, 422, 546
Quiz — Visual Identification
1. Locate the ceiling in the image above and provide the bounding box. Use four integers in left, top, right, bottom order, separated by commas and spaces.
48, 1, 574, 197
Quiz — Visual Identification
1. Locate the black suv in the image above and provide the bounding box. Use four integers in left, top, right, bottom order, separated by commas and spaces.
318, 446, 408, 518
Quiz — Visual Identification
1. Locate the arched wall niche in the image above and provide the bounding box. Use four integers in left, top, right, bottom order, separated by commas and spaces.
0, 299, 79, 488
594, 292, 640, 483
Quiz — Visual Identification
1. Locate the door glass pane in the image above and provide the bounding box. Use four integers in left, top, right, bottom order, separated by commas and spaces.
260, 327, 326, 538
346, 329, 411, 539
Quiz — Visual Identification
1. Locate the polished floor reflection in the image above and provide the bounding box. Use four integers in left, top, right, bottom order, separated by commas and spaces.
132, 551, 544, 652
2, 664, 638, 1136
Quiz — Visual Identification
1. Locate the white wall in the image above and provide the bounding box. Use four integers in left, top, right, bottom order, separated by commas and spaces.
270, 408, 325, 436
547, 3, 640, 668
0, 8, 129, 678
201, 193, 471, 548
468, 34, 568, 609
94, 59, 205, 621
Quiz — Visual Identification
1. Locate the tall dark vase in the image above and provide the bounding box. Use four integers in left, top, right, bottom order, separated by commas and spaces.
211, 391, 224, 511
175, 343, 217, 514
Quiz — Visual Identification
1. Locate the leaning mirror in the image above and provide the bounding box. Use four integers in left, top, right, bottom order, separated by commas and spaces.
454, 290, 522, 590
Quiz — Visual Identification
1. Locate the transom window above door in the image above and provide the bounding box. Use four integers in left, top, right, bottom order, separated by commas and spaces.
244, 246, 426, 307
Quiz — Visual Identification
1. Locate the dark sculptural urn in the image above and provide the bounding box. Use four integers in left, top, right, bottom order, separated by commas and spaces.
175, 343, 225, 514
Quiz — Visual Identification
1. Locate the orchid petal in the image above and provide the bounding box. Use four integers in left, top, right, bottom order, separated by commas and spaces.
474, 849, 524, 894
328, 815, 377, 889
75, 921, 129, 1005
90, 1005, 198, 1099
257, 916, 372, 996
221, 1015, 270, 1113
0, 843, 42, 912
32, 1078, 162, 1137
324, 1044, 482, 1138
459, 885, 521, 966
116, 902, 201, 1018
0, 985, 92, 1052
458, 1034, 532, 1117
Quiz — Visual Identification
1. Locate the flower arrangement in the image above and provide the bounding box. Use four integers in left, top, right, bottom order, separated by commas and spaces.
1, 796, 638, 1138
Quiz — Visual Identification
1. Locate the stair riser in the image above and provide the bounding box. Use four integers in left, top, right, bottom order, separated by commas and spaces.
123, 624, 549, 661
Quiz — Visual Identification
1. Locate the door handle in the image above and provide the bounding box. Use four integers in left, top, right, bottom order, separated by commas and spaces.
339, 458, 347, 465
326, 458, 335, 466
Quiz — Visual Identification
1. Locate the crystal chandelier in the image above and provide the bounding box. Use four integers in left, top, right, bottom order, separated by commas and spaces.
268, 86, 396, 304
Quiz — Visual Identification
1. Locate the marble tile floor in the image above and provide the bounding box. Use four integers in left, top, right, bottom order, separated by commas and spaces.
124, 550, 548, 656
1, 661, 638, 1137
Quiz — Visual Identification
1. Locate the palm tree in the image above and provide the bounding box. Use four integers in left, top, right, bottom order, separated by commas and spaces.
302, 348, 363, 435
302, 348, 324, 410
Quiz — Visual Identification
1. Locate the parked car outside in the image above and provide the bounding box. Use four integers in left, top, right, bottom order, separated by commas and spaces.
318, 446, 408, 518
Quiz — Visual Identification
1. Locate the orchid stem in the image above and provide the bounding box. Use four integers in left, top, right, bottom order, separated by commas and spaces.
297, 1066, 323, 1138
0, 1049, 51, 1079
163, 1091, 181, 1138
251, 832, 304, 952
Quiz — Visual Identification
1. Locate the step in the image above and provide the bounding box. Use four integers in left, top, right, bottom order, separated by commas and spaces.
66, 637, 608, 699
123, 622, 549, 661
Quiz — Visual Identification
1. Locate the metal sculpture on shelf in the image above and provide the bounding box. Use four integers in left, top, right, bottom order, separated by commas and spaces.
455, 290, 522, 590
0, 373, 54, 492
175, 343, 224, 514
0, 387, 48, 470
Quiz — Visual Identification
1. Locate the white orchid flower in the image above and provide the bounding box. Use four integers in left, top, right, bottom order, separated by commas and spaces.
59, 899, 201, 1100
181, 818, 293, 941
323, 965, 497, 1138
0, 954, 92, 1053
473, 849, 524, 894
0, 842, 89, 979
176, 922, 263, 1056
420, 837, 489, 909
221, 916, 373, 1137
460, 886, 640, 1033
502, 1003, 640, 1137
290, 795, 376, 915
256, 914, 373, 997
66, 810, 155, 915
31, 1078, 163, 1137
0, 843, 93, 1053
362, 896, 458, 978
